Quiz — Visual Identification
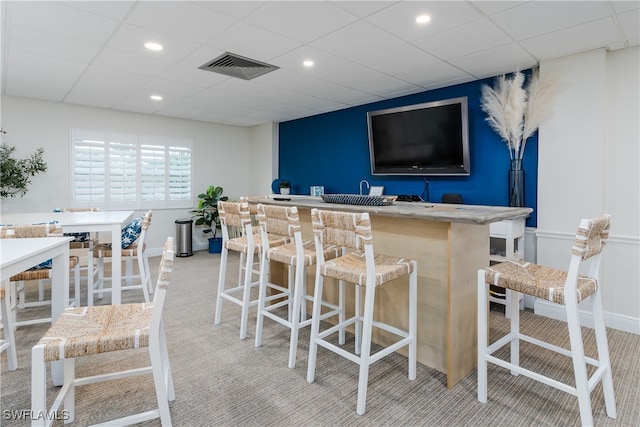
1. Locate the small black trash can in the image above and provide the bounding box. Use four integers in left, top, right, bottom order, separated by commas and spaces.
175, 218, 193, 257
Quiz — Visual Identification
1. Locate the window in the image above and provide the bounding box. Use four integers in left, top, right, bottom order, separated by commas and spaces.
71, 129, 192, 209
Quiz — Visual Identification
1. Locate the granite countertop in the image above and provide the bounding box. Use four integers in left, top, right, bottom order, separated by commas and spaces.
246, 195, 532, 225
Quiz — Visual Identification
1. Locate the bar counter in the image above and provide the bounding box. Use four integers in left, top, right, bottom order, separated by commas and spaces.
247, 195, 532, 388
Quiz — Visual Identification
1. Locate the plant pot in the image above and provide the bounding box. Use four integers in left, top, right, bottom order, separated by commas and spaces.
280, 187, 290, 195
208, 237, 223, 254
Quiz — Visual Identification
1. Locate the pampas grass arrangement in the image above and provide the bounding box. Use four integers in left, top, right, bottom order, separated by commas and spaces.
480, 67, 555, 161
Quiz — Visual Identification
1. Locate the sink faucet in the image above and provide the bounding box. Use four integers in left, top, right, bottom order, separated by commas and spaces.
359, 179, 370, 195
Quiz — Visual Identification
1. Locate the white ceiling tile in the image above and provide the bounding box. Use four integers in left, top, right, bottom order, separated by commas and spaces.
106, 24, 201, 63
113, 90, 186, 115
310, 21, 405, 63
492, 1, 613, 40
206, 22, 301, 62
414, 18, 512, 60
8, 1, 119, 45
57, 1, 136, 21
394, 61, 473, 87
359, 43, 440, 75
142, 78, 205, 98
612, 1, 640, 13
7, 25, 100, 64
471, 1, 528, 16
64, 66, 150, 108
618, 9, 640, 42
272, 46, 351, 75
126, 1, 237, 44
192, 1, 266, 20
423, 75, 477, 91
158, 64, 229, 88
353, 77, 423, 98
93, 48, 173, 77
245, 1, 358, 43
314, 62, 388, 88
365, 1, 483, 41
4, 50, 87, 101
520, 18, 622, 61
331, 1, 396, 18
448, 43, 537, 78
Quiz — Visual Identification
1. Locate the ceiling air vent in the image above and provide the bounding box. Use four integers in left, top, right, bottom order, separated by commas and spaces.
198, 52, 279, 80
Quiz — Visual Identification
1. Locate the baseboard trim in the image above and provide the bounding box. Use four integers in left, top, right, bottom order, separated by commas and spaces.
535, 300, 640, 335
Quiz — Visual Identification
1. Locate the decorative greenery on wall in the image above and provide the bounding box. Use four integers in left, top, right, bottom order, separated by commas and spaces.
0, 143, 47, 198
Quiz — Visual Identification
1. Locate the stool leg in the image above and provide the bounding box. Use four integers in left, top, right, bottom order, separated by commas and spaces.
239, 250, 254, 340
592, 288, 617, 419
356, 282, 376, 415
477, 270, 488, 403
307, 270, 324, 383
566, 295, 593, 426
288, 258, 305, 368
31, 345, 47, 427
408, 264, 417, 380
214, 247, 229, 325
509, 290, 520, 376
1, 292, 17, 370
338, 279, 345, 345
354, 284, 362, 355
254, 253, 269, 348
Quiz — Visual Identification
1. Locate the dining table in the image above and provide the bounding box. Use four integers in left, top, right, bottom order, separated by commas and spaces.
0, 236, 74, 385
1, 210, 135, 305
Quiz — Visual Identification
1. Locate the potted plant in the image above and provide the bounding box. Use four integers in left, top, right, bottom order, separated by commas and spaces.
190, 185, 228, 254
279, 180, 291, 195
0, 143, 47, 198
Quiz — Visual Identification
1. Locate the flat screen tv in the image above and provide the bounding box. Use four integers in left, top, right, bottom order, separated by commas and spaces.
367, 96, 470, 176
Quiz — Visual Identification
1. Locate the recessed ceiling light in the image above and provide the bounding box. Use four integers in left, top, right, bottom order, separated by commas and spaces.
303, 60, 314, 67
144, 42, 163, 51
416, 15, 431, 24
150, 95, 163, 101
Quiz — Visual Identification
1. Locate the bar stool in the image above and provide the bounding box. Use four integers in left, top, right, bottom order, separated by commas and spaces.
306, 208, 417, 415
477, 214, 616, 426
254, 203, 344, 368
214, 200, 289, 339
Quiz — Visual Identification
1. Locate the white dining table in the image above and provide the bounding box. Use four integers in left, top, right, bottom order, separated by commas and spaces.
1, 210, 134, 305
0, 236, 74, 386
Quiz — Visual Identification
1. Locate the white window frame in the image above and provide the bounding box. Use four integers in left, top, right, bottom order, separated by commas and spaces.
70, 129, 193, 210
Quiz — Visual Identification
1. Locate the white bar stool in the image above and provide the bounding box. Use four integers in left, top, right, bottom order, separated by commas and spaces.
214, 201, 289, 339
477, 214, 617, 426
306, 208, 417, 415
254, 203, 345, 368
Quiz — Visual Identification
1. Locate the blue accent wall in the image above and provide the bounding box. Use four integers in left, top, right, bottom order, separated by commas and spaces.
279, 74, 537, 227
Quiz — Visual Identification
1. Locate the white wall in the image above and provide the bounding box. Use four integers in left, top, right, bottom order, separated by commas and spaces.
0, 95, 274, 253
537, 47, 640, 333
248, 122, 278, 197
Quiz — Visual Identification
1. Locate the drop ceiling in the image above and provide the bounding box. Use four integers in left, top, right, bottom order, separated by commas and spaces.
1, 1, 638, 127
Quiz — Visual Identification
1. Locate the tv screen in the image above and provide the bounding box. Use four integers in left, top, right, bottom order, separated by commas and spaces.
367, 97, 470, 176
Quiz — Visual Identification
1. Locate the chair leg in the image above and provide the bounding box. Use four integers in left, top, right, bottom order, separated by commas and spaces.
1, 293, 17, 370
150, 336, 173, 426
137, 253, 150, 303
591, 288, 617, 419
144, 253, 153, 295
214, 248, 229, 325
477, 270, 488, 403
509, 291, 521, 376
356, 282, 376, 415
63, 358, 76, 423
306, 270, 324, 384
159, 323, 176, 401
565, 296, 593, 426
354, 284, 362, 355
31, 345, 48, 427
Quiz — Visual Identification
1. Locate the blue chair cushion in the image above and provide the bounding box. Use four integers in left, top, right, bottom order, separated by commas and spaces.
121, 216, 143, 249
28, 220, 60, 270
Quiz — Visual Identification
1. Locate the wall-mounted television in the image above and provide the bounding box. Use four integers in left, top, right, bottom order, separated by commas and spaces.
367, 96, 470, 176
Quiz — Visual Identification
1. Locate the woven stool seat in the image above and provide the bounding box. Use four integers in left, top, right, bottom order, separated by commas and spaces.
92, 242, 145, 258
268, 239, 340, 266
37, 303, 153, 362
10, 256, 79, 282
225, 233, 288, 254
484, 260, 597, 305
321, 251, 414, 287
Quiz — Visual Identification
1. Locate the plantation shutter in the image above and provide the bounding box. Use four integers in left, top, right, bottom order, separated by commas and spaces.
168, 145, 191, 202
108, 134, 138, 206
71, 129, 106, 205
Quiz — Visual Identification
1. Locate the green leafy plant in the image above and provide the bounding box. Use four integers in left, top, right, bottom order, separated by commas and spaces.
0, 143, 47, 198
190, 185, 228, 239
279, 180, 290, 189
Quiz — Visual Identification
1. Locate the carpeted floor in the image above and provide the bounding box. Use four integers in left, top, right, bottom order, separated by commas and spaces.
1, 250, 638, 426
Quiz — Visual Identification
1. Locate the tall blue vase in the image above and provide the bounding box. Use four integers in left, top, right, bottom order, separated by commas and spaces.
509, 159, 525, 207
